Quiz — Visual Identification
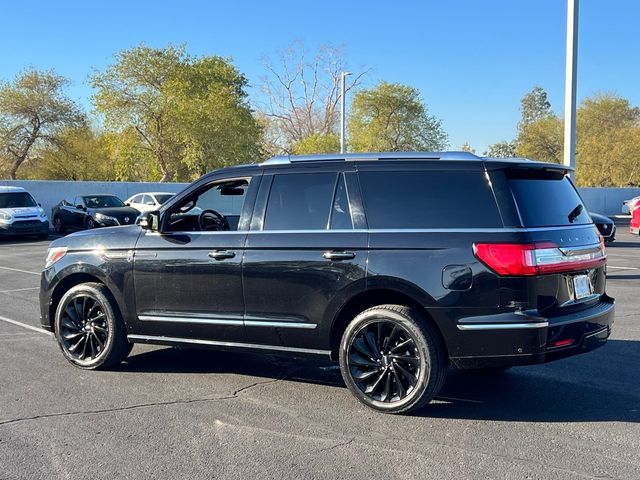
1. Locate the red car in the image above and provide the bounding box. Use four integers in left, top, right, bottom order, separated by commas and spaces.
631, 202, 640, 235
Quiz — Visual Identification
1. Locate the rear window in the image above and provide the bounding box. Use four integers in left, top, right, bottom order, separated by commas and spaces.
507, 169, 591, 227
358, 171, 502, 229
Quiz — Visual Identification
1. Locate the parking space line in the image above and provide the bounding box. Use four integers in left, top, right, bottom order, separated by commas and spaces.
607, 266, 639, 270
0, 287, 39, 294
0, 315, 52, 336
0, 265, 40, 275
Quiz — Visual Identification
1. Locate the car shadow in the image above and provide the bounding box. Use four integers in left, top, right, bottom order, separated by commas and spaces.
608, 241, 639, 248
120, 339, 639, 423
607, 274, 640, 280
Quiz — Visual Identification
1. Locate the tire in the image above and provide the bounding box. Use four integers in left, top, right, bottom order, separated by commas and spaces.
86, 217, 95, 229
339, 304, 447, 414
54, 282, 132, 370
53, 216, 65, 234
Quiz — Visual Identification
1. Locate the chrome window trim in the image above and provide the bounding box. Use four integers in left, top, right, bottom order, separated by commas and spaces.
457, 322, 549, 331
127, 334, 331, 356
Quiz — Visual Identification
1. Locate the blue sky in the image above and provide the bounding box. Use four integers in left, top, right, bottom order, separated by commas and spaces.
1, 0, 638, 152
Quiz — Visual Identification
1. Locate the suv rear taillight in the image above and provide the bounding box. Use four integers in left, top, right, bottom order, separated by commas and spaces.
473, 239, 606, 276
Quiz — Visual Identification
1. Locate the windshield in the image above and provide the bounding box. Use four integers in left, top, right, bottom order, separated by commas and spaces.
83, 195, 125, 208
155, 194, 174, 205
0, 192, 37, 208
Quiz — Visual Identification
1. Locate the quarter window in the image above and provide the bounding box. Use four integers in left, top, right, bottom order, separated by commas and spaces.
358, 171, 502, 229
264, 173, 337, 230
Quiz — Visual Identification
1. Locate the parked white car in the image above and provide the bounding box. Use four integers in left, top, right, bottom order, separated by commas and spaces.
0, 186, 49, 238
125, 192, 175, 213
622, 195, 640, 214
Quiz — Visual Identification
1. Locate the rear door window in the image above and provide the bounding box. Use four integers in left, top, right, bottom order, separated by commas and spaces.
358, 171, 502, 229
264, 173, 337, 230
506, 169, 591, 227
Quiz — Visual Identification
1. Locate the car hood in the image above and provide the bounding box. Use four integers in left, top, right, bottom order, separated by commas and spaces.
589, 212, 613, 224
2, 206, 45, 219
50, 225, 142, 251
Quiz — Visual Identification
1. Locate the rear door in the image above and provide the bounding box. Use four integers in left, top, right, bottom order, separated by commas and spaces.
242, 167, 368, 353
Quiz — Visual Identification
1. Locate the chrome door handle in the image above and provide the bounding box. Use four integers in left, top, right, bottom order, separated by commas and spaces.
323, 251, 356, 261
208, 250, 236, 260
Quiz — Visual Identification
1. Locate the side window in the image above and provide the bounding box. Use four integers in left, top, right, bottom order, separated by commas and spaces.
130, 195, 142, 204
73, 196, 84, 208
358, 171, 502, 229
330, 174, 353, 229
264, 173, 337, 231
141, 195, 153, 205
167, 179, 249, 232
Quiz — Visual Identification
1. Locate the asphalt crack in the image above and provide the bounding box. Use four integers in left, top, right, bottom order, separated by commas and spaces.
0, 377, 282, 427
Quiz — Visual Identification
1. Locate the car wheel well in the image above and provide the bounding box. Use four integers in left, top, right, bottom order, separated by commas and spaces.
49, 273, 105, 330
329, 289, 446, 360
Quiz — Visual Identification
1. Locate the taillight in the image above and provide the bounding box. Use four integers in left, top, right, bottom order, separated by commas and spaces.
473, 241, 606, 276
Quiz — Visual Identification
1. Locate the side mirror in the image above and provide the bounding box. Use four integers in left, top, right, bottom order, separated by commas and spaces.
139, 211, 160, 231
76, 205, 84, 210
124, 202, 130, 206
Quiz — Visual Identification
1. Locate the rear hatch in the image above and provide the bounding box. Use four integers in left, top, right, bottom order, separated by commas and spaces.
481, 163, 607, 318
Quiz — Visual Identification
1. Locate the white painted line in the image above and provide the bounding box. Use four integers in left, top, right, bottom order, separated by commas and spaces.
0, 315, 52, 336
0, 265, 40, 276
0, 287, 39, 293
607, 266, 639, 270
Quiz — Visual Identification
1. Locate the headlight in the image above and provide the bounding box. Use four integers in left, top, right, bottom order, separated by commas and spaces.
45, 247, 67, 269
95, 213, 118, 224
0, 211, 13, 223
38, 208, 47, 220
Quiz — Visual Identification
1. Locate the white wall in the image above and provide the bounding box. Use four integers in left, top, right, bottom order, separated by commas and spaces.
578, 187, 640, 216
0, 180, 188, 222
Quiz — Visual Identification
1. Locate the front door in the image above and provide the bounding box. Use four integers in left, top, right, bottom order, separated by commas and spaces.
132, 175, 258, 343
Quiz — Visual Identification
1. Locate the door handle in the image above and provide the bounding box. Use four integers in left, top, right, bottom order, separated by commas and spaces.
208, 250, 236, 260
323, 251, 356, 261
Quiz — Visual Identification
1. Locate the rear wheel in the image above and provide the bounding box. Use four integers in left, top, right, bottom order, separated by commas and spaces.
339, 305, 447, 414
54, 283, 131, 370
53, 216, 65, 234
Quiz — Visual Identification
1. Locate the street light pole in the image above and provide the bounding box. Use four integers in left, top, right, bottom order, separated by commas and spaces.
340, 71, 352, 154
563, 0, 579, 180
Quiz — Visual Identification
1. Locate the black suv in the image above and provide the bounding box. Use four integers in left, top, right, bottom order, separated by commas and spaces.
40, 152, 614, 413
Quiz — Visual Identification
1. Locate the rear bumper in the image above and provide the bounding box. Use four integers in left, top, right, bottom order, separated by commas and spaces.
0, 220, 49, 236
450, 295, 615, 369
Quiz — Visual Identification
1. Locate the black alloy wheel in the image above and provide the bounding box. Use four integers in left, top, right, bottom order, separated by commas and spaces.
86, 217, 95, 229
339, 305, 447, 414
55, 283, 131, 369
53, 217, 64, 234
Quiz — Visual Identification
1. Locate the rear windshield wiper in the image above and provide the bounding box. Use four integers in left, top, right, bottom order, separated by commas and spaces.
567, 204, 583, 223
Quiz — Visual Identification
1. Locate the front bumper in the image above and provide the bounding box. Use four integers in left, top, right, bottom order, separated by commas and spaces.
0, 220, 49, 236
450, 295, 615, 369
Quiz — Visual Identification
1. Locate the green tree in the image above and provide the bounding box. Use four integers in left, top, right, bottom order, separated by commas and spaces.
460, 141, 475, 153
92, 44, 261, 181
291, 133, 340, 154
484, 140, 517, 158
0, 69, 83, 179
575, 94, 640, 186
348, 81, 448, 152
518, 86, 552, 129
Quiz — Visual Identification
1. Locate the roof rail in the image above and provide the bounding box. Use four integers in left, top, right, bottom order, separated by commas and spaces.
261, 151, 482, 165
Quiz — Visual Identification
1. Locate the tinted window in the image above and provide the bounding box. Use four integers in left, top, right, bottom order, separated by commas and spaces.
264, 173, 336, 230
0, 192, 37, 208
83, 196, 124, 208
507, 169, 591, 227
358, 171, 501, 229
130, 195, 142, 204
330, 174, 353, 229
155, 194, 174, 204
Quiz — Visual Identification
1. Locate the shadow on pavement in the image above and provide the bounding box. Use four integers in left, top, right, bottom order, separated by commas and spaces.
121, 339, 639, 423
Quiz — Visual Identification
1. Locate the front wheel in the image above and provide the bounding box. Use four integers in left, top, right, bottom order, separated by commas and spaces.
339, 305, 447, 414
54, 283, 132, 370
86, 217, 95, 229
53, 217, 65, 234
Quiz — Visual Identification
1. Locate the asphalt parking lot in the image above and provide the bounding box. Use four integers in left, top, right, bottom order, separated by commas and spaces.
0, 231, 639, 480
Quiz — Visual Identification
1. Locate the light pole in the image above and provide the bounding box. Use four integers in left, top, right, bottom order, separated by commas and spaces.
340, 71, 352, 154
563, 0, 579, 180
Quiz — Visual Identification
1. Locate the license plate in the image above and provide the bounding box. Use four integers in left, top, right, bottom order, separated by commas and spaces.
573, 274, 592, 300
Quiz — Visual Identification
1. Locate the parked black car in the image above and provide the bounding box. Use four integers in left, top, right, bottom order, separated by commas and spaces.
40, 152, 614, 414
589, 212, 616, 243
51, 194, 139, 233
